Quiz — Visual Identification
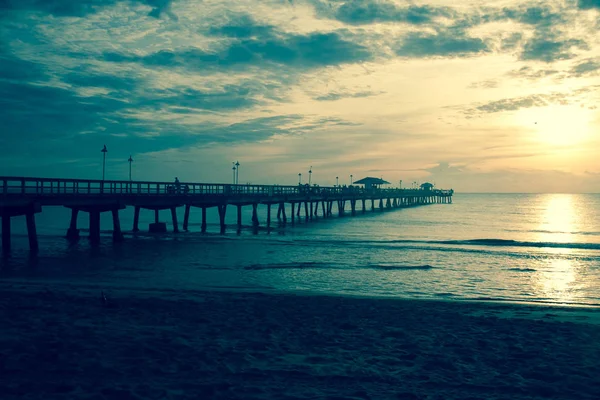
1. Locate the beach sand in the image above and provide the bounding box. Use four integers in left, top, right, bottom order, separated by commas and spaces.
1, 282, 599, 400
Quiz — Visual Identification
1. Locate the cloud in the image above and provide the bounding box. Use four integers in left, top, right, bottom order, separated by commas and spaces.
314, 91, 382, 101
578, 0, 600, 9
507, 66, 560, 80
500, 5, 565, 28
332, 0, 452, 25
571, 58, 600, 76
396, 31, 488, 58
468, 93, 569, 115
467, 80, 498, 89
0, 0, 175, 18
521, 34, 588, 62
207, 14, 274, 38
105, 30, 373, 71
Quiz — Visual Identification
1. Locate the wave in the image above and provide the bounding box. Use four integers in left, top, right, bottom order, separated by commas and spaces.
244, 262, 331, 270
369, 264, 434, 271
438, 239, 600, 251
506, 229, 600, 236
244, 263, 435, 271
506, 267, 537, 272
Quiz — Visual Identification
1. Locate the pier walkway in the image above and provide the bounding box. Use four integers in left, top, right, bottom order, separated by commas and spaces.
1, 176, 453, 253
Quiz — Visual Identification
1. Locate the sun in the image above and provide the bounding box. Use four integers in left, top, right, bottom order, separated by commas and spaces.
517, 104, 593, 146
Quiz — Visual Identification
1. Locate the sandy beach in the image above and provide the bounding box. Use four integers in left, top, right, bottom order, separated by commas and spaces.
1, 282, 599, 400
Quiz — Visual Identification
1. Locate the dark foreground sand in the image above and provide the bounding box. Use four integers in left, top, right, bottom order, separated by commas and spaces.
1, 283, 599, 400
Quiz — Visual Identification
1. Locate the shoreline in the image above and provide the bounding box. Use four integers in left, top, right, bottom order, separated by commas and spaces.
2, 279, 600, 325
2, 282, 600, 399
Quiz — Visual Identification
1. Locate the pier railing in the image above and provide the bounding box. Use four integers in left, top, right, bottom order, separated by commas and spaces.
0, 176, 453, 198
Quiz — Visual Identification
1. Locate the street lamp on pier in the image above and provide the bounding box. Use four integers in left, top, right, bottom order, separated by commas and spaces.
350, 174, 353, 185
235, 161, 240, 184
128, 155, 133, 181
308, 166, 312, 185
336, 176, 339, 186
101, 145, 108, 181
232, 162, 237, 184
298, 173, 302, 185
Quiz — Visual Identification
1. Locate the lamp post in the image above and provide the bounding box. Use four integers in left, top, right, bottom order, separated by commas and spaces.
101, 145, 107, 181
298, 173, 302, 185
235, 161, 240, 185
336, 176, 339, 186
350, 174, 353, 185
399, 179, 402, 189
232, 163, 237, 184
308, 166, 312, 186
128, 155, 133, 181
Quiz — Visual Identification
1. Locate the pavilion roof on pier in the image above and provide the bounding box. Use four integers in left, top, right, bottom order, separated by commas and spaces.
353, 177, 390, 185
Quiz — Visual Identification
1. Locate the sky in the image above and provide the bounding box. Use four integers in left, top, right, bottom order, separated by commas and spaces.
1, 0, 599, 192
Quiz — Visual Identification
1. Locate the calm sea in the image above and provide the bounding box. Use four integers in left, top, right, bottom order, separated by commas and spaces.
1, 193, 599, 306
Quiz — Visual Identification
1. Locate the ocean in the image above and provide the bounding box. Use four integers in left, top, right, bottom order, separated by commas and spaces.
1, 193, 599, 306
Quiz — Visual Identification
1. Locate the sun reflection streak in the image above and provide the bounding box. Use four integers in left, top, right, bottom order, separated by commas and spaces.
533, 194, 582, 303
537, 194, 577, 244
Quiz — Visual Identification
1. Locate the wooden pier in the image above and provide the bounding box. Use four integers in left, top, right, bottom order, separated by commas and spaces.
0, 176, 453, 253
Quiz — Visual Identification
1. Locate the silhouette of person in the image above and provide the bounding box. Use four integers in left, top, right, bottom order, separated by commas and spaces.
174, 177, 181, 193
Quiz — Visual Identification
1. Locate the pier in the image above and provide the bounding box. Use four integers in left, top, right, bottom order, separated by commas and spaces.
0, 176, 452, 253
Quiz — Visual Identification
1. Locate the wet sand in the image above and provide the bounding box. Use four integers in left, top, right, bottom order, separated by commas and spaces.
1, 282, 599, 400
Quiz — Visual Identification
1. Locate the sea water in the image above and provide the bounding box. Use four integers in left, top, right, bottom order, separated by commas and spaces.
1, 193, 599, 306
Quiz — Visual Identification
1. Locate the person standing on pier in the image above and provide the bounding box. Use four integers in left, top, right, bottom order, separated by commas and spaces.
174, 177, 181, 193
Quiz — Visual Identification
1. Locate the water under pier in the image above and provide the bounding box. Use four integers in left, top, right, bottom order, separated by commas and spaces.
0, 176, 453, 253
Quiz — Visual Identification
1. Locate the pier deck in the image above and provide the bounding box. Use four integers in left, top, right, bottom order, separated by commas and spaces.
1, 176, 453, 252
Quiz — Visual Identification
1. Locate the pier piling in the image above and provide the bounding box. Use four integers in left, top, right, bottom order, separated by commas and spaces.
112, 209, 124, 242
26, 213, 38, 252
132, 206, 140, 232
183, 205, 191, 231
66, 208, 80, 240
2, 215, 11, 253
89, 211, 100, 242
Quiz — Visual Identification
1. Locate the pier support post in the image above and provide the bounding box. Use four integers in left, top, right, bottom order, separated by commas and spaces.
362, 199, 366, 213
371, 199, 375, 211
149, 209, 167, 233
201, 207, 207, 232
66, 208, 80, 240
218, 205, 227, 234
304, 202, 309, 221
280, 202, 287, 223
132, 206, 140, 232
171, 207, 179, 233
2, 215, 11, 253
267, 204, 271, 228
291, 203, 295, 224
237, 205, 243, 228
112, 209, 124, 242
351, 199, 356, 215
379, 199, 384, 210
252, 203, 259, 227
183, 205, 191, 231
89, 211, 101, 242
277, 204, 282, 219
297, 202, 301, 217
310, 202, 314, 220
321, 201, 326, 218
26, 213, 38, 252
386, 198, 391, 209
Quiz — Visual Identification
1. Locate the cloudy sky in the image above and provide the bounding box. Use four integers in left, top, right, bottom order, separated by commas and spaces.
1, 0, 599, 192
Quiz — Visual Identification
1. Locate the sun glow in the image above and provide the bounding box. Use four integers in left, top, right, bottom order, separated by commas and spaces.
518, 104, 593, 146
